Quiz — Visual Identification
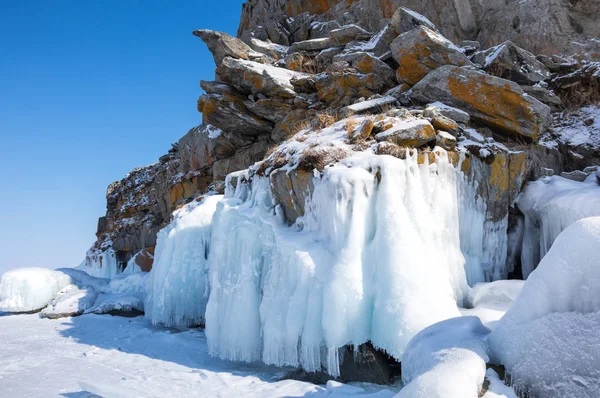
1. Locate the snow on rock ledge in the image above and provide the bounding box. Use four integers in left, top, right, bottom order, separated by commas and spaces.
0, 268, 73, 313
489, 217, 600, 397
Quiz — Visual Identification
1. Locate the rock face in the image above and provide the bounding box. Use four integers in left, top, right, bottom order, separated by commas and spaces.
237, 0, 600, 58
410, 66, 552, 142
87, 124, 270, 271
193, 29, 266, 65
84, 0, 599, 385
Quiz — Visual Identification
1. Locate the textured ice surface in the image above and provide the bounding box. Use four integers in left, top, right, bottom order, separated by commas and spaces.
41, 285, 98, 319
78, 248, 120, 279
0, 268, 73, 313
145, 195, 222, 327
396, 316, 491, 398
205, 150, 489, 375
0, 313, 396, 398
518, 174, 600, 277
489, 217, 600, 397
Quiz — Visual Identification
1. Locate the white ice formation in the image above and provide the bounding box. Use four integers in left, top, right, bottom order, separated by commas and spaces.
489, 217, 600, 397
145, 195, 222, 327
0, 268, 74, 313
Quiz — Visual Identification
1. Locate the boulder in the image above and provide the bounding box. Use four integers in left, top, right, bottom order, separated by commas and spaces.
436, 131, 457, 151
471, 41, 551, 85
198, 93, 273, 136
410, 66, 552, 141
425, 102, 470, 124
560, 170, 588, 182
333, 52, 396, 84
315, 72, 392, 107
193, 29, 266, 65
248, 38, 289, 60
216, 57, 309, 99
344, 24, 398, 58
391, 26, 472, 85
375, 119, 436, 147
340, 96, 398, 118
329, 24, 372, 45
347, 118, 375, 142
289, 37, 336, 53
521, 86, 562, 112
389, 7, 437, 35
284, 52, 310, 72
290, 75, 317, 94
314, 46, 346, 70
431, 115, 458, 134
461, 40, 480, 55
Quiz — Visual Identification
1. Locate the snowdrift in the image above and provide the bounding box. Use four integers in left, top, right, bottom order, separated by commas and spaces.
397, 316, 491, 398
489, 217, 600, 397
0, 268, 73, 313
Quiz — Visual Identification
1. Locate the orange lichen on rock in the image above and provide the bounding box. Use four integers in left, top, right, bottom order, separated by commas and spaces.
447, 75, 535, 140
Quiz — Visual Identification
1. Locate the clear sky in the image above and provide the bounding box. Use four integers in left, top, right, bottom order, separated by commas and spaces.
0, 1, 245, 275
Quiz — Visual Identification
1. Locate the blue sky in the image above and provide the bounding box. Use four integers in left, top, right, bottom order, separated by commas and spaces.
0, 1, 245, 274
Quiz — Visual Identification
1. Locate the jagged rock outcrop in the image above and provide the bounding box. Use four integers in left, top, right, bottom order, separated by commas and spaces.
391, 26, 471, 85
237, 0, 600, 58
471, 41, 551, 85
84, 3, 598, 382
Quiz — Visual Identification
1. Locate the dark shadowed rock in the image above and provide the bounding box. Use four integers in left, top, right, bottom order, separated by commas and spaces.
199, 93, 274, 136
333, 52, 396, 84
521, 85, 562, 112
471, 41, 551, 85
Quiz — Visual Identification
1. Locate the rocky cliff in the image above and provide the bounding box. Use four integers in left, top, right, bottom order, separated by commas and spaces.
238, 0, 600, 57
83, 0, 599, 287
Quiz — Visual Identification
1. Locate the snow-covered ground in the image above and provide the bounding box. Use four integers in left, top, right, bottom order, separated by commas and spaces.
0, 313, 397, 398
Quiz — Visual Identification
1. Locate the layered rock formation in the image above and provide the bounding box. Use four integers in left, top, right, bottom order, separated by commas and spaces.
238, 0, 600, 57
85, 0, 597, 312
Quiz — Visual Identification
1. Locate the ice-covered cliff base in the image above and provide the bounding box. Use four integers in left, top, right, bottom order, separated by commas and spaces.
202, 149, 503, 377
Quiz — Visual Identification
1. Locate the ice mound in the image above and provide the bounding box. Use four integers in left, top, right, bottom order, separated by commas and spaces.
518, 174, 600, 278
86, 293, 144, 316
145, 195, 222, 327
489, 217, 600, 397
396, 316, 491, 398
206, 150, 477, 375
0, 268, 74, 313
461, 280, 524, 329
41, 285, 98, 319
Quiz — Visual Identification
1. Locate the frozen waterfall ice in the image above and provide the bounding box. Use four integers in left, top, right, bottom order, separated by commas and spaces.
145, 195, 223, 328
204, 149, 498, 375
